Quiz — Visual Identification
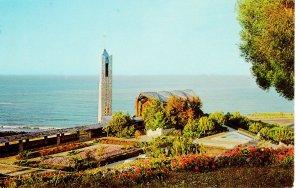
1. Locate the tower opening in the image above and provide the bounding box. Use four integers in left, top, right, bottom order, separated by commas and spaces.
105, 63, 108, 77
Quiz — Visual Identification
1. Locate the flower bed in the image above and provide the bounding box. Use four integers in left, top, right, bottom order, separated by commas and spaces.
17, 142, 91, 160
1, 146, 294, 187
35, 145, 143, 171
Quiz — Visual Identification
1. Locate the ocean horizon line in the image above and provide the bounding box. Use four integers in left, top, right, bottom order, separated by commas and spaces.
0, 74, 253, 77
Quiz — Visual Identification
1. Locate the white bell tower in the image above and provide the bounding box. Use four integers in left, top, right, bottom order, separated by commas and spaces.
98, 49, 112, 123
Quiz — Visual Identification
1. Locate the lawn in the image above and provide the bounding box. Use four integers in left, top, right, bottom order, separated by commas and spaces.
246, 112, 294, 127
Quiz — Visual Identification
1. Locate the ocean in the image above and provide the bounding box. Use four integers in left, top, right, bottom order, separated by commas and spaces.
0, 75, 294, 130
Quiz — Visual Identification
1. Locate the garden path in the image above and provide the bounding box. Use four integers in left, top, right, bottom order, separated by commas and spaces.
193, 126, 258, 149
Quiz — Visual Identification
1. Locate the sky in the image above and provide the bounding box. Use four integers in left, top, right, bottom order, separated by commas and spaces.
0, 0, 252, 76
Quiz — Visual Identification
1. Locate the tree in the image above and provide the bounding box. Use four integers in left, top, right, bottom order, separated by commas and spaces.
103, 112, 134, 138
209, 112, 225, 126
165, 96, 203, 129
238, 0, 294, 100
142, 99, 169, 130
165, 96, 187, 129
147, 111, 169, 130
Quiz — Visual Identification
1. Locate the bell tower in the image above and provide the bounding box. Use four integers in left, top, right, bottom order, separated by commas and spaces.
98, 49, 112, 123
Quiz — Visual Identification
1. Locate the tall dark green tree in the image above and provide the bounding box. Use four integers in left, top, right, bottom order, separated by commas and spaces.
238, 0, 294, 100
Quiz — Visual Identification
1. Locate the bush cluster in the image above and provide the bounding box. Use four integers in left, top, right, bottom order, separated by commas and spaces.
142, 98, 228, 138
225, 112, 294, 145
183, 112, 227, 138
141, 136, 204, 158
103, 112, 135, 138
142, 97, 203, 131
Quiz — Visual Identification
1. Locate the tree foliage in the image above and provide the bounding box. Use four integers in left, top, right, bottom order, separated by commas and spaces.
182, 119, 199, 138
142, 97, 203, 131
103, 112, 134, 138
238, 0, 294, 100
209, 112, 226, 126
165, 96, 203, 129
142, 99, 171, 131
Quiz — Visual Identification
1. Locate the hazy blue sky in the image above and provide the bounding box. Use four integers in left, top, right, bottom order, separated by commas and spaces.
0, 0, 251, 75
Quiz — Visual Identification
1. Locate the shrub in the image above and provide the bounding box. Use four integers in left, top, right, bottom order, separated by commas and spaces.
14, 159, 29, 166
270, 127, 294, 145
120, 125, 135, 138
103, 112, 135, 138
143, 136, 203, 158
95, 147, 106, 156
209, 112, 225, 126
134, 130, 142, 138
259, 127, 271, 139
198, 116, 215, 134
225, 112, 250, 130
142, 99, 166, 130
183, 116, 227, 138
68, 150, 81, 156
183, 119, 199, 138
17, 150, 34, 160
171, 137, 204, 156
249, 122, 264, 134
146, 111, 170, 131
164, 128, 182, 136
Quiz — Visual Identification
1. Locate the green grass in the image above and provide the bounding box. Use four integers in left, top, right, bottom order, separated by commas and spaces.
134, 166, 294, 188
246, 112, 294, 127
246, 112, 293, 119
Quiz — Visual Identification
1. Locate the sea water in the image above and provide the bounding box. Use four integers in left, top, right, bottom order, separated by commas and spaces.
0, 75, 294, 130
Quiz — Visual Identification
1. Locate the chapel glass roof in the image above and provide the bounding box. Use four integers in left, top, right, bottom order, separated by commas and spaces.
137, 89, 198, 102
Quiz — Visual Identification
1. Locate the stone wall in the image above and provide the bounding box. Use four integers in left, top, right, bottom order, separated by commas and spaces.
0, 132, 80, 157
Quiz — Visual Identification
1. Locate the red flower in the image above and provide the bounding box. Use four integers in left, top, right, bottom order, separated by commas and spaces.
4, 179, 13, 186
212, 164, 216, 169
135, 167, 141, 174
195, 166, 199, 171
171, 160, 177, 167
162, 167, 168, 173
278, 154, 285, 159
